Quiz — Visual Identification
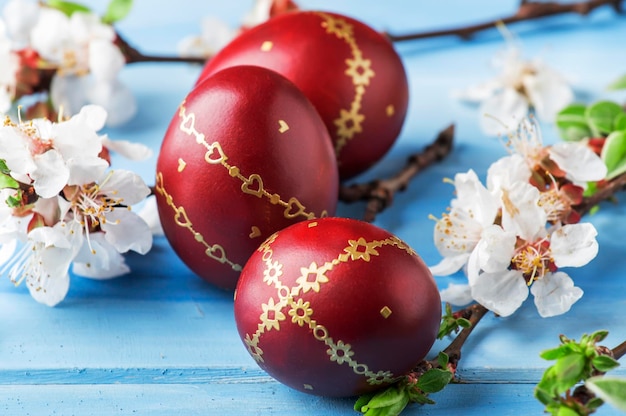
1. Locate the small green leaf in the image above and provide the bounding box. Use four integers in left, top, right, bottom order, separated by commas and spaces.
0, 173, 19, 189
457, 317, 471, 328
586, 101, 623, 136
46, 0, 91, 16
437, 351, 449, 368
608, 73, 626, 90
6, 191, 22, 207
0, 159, 10, 174
556, 406, 580, 416
586, 397, 605, 411
416, 368, 453, 393
355, 393, 376, 412
590, 330, 610, 343
366, 386, 405, 409
614, 113, 626, 131
601, 130, 626, 179
540, 345, 575, 361
534, 386, 555, 406
553, 354, 586, 392
585, 376, 626, 412
556, 103, 592, 141
592, 355, 620, 372
102, 0, 133, 24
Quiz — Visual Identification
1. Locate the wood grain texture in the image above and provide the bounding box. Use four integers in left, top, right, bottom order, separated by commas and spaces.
0, 0, 625, 415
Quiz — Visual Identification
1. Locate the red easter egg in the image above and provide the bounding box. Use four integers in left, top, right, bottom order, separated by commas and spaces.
155, 66, 339, 290
198, 11, 409, 180
234, 217, 441, 397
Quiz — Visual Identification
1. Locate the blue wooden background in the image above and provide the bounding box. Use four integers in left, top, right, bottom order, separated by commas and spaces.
1, 1, 625, 414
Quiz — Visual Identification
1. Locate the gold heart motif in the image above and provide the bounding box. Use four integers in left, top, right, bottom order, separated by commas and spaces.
278, 120, 289, 133
204, 142, 227, 164
179, 112, 196, 135
177, 158, 187, 173
241, 174, 264, 198
284, 197, 306, 219
173, 206, 192, 227
249, 226, 261, 239
205, 244, 227, 264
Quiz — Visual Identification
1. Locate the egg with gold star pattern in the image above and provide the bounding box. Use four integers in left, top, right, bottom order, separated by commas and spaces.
233, 217, 441, 397
197, 11, 409, 180
155, 65, 339, 290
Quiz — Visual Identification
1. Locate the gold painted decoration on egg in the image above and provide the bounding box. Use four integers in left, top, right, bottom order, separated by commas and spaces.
176, 102, 321, 222
317, 12, 374, 156
242, 232, 418, 385
155, 172, 242, 272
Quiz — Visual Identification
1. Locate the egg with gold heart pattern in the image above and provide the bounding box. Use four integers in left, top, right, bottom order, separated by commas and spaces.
197, 11, 409, 180
233, 217, 441, 397
155, 65, 339, 290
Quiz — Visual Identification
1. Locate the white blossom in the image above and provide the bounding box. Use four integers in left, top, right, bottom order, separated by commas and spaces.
178, 16, 235, 59
0, 18, 18, 113
457, 45, 573, 136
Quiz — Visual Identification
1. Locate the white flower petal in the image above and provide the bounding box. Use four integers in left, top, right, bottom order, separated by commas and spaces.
0, 239, 17, 265
241, 0, 273, 28
73, 232, 130, 279
475, 224, 516, 273
433, 208, 483, 258
454, 78, 502, 103
66, 156, 109, 186
479, 88, 529, 136
101, 136, 152, 161
100, 169, 151, 206
549, 142, 607, 183
487, 154, 532, 193
50, 75, 89, 117
74, 104, 108, 132
101, 209, 153, 254
429, 252, 469, 276
137, 195, 164, 236
551, 223, 599, 268
27, 269, 70, 307
86, 80, 137, 127
31, 150, 70, 198
523, 65, 573, 122
451, 169, 499, 227
30, 8, 70, 62
440, 283, 473, 306
530, 272, 583, 318
500, 181, 546, 242
89, 40, 124, 83
470, 269, 529, 317
2, 0, 40, 47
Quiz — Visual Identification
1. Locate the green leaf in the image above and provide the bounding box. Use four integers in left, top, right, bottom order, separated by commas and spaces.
590, 330, 610, 343
601, 130, 626, 179
585, 377, 626, 412
457, 317, 471, 328
592, 355, 620, 373
0, 159, 10, 175
586, 101, 623, 136
556, 406, 580, 416
540, 345, 575, 361
102, 0, 133, 24
556, 103, 592, 141
437, 351, 449, 368
416, 368, 453, 393
46, 0, 91, 16
6, 191, 22, 207
586, 397, 605, 411
608, 73, 626, 90
365, 386, 406, 409
0, 173, 19, 189
534, 386, 556, 406
614, 113, 626, 131
553, 353, 586, 393
355, 393, 376, 412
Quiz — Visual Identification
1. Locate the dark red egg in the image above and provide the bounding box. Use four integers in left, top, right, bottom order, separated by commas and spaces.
198, 11, 409, 180
155, 66, 339, 290
234, 217, 441, 397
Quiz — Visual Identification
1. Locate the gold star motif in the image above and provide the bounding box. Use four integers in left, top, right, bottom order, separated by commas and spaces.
334, 107, 365, 141
260, 297, 286, 331
345, 55, 375, 86
296, 261, 330, 293
320, 15, 354, 40
345, 237, 380, 262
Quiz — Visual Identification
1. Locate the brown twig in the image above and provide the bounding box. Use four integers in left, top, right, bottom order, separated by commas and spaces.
114, 31, 207, 65
611, 339, 626, 360
439, 304, 490, 368
339, 124, 455, 222
386, 0, 623, 42
574, 172, 626, 216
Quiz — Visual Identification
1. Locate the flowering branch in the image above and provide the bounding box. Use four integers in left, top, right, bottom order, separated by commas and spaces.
385, 0, 624, 42
339, 124, 454, 222
575, 171, 626, 216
